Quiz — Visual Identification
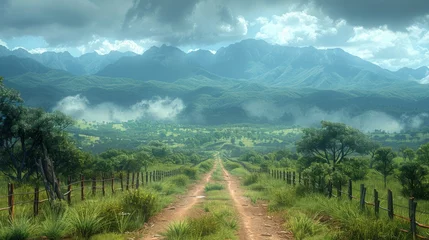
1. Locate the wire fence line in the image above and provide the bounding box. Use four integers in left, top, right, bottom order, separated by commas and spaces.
261, 167, 429, 240
1, 168, 182, 220
222, 157, 429, 240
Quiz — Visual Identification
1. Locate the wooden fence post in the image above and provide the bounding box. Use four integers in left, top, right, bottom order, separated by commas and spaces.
92, 177, 96, 196
409, 197, 417, 239
111, 174, 115, 194
292, 172, 296, 186
337, 181, 342, 198
388, 189, 394, 220
33, 186, 39, 217
81, 175, 85, 201
8, 183, 14, 220
150, 172, 153, 183
102, 175, 105, 197
126, 172, 130, 190
146, 171, 149, 185
374, 189, 380, 217
131, 172, 135, 189
136, 172, 140, 189
120, 173, 124, 192
348, 179, 352, 200
359, 184, 366, 211
328, 181, 333, 198
67, 176, 72, 205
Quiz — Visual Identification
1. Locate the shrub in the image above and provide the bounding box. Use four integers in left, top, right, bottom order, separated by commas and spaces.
243, 173, 259, 186
169, 175, 189, 187
122, 190, 157, 221
225, 162, 240, 171
204, 183, 224, 192
199, 162, 212, 172
269, 188, 296, 210
182, 167, 197, 180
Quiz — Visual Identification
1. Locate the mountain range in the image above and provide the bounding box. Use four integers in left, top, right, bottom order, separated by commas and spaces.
0, 45, 137, 75
1, 39, 429, 126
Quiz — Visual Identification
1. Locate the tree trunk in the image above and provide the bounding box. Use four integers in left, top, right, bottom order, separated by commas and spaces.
39, 143, 64, 203
384, 175, 387, 189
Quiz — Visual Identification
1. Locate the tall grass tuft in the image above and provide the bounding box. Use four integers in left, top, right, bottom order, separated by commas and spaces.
65, 203, 106, 240
286, 213, 326, 240
164, 221, 191, 240
40, 209, 68, 240
1, 217, 35, 240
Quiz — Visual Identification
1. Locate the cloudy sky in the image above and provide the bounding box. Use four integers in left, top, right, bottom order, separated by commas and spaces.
1, 0, 429, 70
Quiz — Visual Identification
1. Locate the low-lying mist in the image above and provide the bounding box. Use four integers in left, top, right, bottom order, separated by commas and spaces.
243, 101, 428, 133
53, 95, 185, 122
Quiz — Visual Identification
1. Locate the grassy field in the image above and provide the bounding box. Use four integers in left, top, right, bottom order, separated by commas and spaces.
225, 158, 429, 240
0, 160, 215, 240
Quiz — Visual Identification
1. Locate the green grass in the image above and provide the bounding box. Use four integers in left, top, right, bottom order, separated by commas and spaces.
205, 183, 224, 192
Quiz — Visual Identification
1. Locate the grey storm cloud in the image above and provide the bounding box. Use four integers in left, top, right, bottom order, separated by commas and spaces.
311, 0, 429, 30
0, 0, 428, 46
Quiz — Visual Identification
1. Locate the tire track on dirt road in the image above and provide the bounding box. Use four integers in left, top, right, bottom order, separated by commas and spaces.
220, 158, 293, 240
138, 161, 217, 240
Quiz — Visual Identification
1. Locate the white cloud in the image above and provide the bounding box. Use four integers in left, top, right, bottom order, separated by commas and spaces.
0, 39, 7, 48
53, 95, 185, 122
78, 37, 153, 55
344, 25, 429, 70
255, 11, 338, 45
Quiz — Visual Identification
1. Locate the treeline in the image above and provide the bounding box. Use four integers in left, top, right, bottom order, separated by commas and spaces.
237, 121, 429, 199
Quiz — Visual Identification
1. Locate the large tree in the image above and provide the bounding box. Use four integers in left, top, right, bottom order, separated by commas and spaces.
417, 143, 429, 165
0, 77, 75, 202
296, 121, 371, 171
373, 147, 396, 188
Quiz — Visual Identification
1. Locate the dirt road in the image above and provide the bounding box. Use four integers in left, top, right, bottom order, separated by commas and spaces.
220, 160, 293, 240
138, 163, 216, 240
138, 158, 292, 239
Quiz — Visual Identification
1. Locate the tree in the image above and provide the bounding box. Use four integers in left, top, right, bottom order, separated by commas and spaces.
398, 162, 429, 199
403, 148, 415, 161
373, 147, 396, 188
135, 151, 152, 172
417, 143, 429, 165
0, 77, 74, 203
296, 121, 370, 171
367, 141, 381, 168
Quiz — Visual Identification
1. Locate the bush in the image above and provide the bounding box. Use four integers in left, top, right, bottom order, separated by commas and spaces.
199, 162, 212, 172
269, 188, 296, 210
169, 175, 189, 187
243, 173, 259, 186
225, 162, 240, 171
122, 190, 157, 221
182, 167, 197, 180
